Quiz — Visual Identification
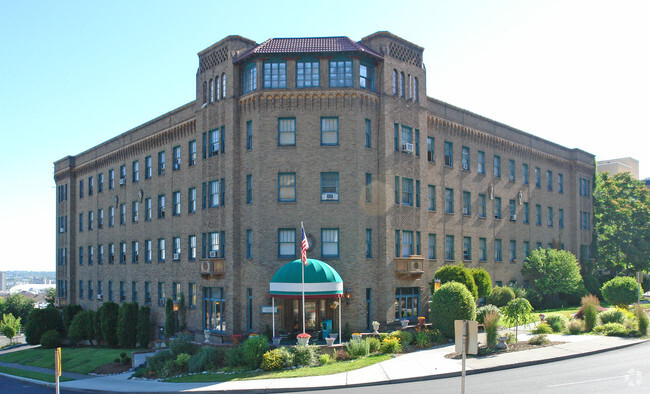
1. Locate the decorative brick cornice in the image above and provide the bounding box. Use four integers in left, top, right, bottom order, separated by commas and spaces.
239, 90, 379, 113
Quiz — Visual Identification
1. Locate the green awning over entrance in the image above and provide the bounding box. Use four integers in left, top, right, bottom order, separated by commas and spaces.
269, 259, 343, 298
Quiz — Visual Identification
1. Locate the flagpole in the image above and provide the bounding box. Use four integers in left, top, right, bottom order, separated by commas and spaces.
301, 222, 306, 335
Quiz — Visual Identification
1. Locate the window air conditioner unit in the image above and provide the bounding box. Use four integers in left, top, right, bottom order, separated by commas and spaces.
510, 214, 517, 221
200, 261, 211, 272
463, 208, 470, 215
401, 143, 414, 152
209, 251, 218, 258
322, 193, 339, 201
488, 185, 494, 200
173, 253, 180, 261
97, 294, 103, 300
548, 220, 553, 226
509, 175, 515, 182
134, 215, 138, 221
119, 178, 125, 186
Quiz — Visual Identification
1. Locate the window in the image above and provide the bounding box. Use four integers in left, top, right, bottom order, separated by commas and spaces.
132, 201, 138, 222
445, 235, 454, 261
535, 167, 541, 188
158, 282, 166, 306
523, 202, 529, 223
365, 229, 372, 258
477, 193, 486, 218
559, 208, 564, 228
479, 238, 487, 261
158, 238, 166, 262
428, 185, 436, 211
78, 247, 83, 266
510, 240, 517, 262
245, 121, 252, 150
445, 188, 453, 214
427, 137, 434, 162
263, 61, 287, 89
402, 178, 413, 206
548, 206, 553, 226
158, 151, 165, 175
296, 61, 319, 88
444, 141, 453, 167
322, 229, 339, 258
395, 287, 419, 319
145, 282, 151, 304
189, 235, 196, 260
524, 241, 530, 258
209, 78, 214, 102
188, 188, 196, 213
359, 63, 374, 89
132, 282, 138, 303
478, 151, 485, 175
132, 160, 139, 182
88, 176, 93, 195
278, 229, 296, 258
202, 81, 207, 104
188, 140, 197, 166
79, 179, 84, 198
413, 77, 419, 102
144, 198, 152, 221
399, 72, 405, 97
88, 211, 94, 230
246, 230, 252, 259
98, 244, 104, 264
145, 156, 152, 179
462, 191, 471, 215
157, 195, 165, 218
119, 203, 126, 225
558, 173, 564, 193
320, 117, 338, 145
108, 281, 113, 301
189, 283, 197, 308
329, 60, 352, 87
221, 73, 226, 98
208, 128, 220, 156
536, 204, 542, 225
509, 159, 515, 181
132, 241, 139, 263
208, 231, 225, 258
246, 175, 252, 204
547, 171, 553, 191
145, 240, 152, 263
463, 237, 472, 261
88, 280, 93, 299
204, 287, 226, 332
108, 243, 115, 264
394, 124, 399, 151
509, 199, 516, 219
395, 176, 400, 205
208, 180, 221, 207
119, 242, 125, 264
97, 174, 103, 193
365, 173, 372, 202
495, 239, 502, 262
428, 234, 437, 259
401, 231, 413, 257
392, 69, 398, 95
400, 125, 412, 147
119, 165, 126, 184
522, 163, 529, 185
173, 191, 181, 216
173, 146, 181, 170
108, 169, 115, 189
493, 155, 501, 178
364, 119, 371, 148
278, 173, 296, 202
278, 118, 296, 146
242, 63, 257, 93
321, 172, 339, 201
461, 146, 470, 171
173, 237, 181, 259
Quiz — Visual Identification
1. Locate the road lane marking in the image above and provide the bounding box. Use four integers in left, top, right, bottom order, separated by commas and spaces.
547, 375, 631, 388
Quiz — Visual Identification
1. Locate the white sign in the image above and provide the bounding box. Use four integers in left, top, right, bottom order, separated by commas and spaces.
261, 306, 278, 314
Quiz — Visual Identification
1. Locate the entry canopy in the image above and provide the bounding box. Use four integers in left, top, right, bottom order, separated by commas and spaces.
269, 259, 343, 298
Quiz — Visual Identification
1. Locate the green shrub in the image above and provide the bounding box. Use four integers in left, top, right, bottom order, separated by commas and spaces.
545, 314, 569, 333
389, 330, 414, 346
261, 349, 284, 371
170, 333, 198, 358
470, 267, 492, 298
430, 281, 476, 338
567, 319, 584, 335
598, 308, 627, 325
68, 310, 96, 344
25, 307, 63, 345
40, 329, 62, 349
486, 287, 516, 307
414, 329, 443, 348
528, 334, 550, 346
98, 301, 120, 348
225, 346, 244, 368
62, 304, 82, 333
188, 347, 225, 373
433, 265, 478, 300
146, 350, 172, 375
164, 298, 175, 338
476, 304, 500, 324
483, 312, 499, 347
292, 345, 317, 367
379, 336, 402, 354
241, 335, 269, 370
175, 353, 191, 370
504, 332, 517, 344
319, 354, 331, 365
508, 284, 528, 300
136, 306, 151, 348
593, 322, 628, 337
117, 302, 139, 349
276, 346, 294, 367
531, 323, 553, 334
581, 294, 600, 332
335, 349, 349, 361
583, 274, 602, 299
346, 338, 370, 359
601, 276, 641, 307
366, 337, 381, 353
378, 333, 389, 341
634, 305, 649, 336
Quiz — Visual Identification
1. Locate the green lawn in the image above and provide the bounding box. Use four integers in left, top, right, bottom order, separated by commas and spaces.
0, 365, 74, 383
0, 347, 138, 375
166, 354, 393, 383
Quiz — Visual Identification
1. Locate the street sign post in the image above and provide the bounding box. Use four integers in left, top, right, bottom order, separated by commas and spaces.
55, 347, 61, 394
455, 320, 478, 394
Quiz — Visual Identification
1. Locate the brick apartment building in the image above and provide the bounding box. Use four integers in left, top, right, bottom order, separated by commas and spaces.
54, 32, 595, 337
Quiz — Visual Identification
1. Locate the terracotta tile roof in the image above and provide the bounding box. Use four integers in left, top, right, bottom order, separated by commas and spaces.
234, 36, 382, 63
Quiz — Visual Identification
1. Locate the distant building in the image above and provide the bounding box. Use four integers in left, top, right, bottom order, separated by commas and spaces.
597, 157, 639, 179
0, 272, 5, 292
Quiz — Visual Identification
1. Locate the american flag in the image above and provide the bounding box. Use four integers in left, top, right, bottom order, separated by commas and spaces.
300, 223, 309, 266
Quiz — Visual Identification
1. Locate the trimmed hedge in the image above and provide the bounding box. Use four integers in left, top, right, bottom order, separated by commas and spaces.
117, 302, 139, 348
486, 286, 515, 307
433, 265, 478, 300
601, 277, 641, 307
470, 267, 493, 298
68, 310, 96, 344
40, 329, 62, 349
98, 302, 120, 348
25, 306, 63, 345
137, 306, 151, 348
430, 281, 476, 338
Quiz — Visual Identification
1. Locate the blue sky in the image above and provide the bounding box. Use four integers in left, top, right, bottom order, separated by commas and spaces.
1, 0, 648, 272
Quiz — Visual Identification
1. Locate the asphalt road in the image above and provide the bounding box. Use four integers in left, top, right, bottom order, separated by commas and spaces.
318, 341, 650, 394
0, 374, 77, 394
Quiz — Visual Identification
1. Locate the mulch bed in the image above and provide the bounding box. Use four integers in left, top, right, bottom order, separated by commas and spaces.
445, 341, 566, 359
92, 362, 132, 375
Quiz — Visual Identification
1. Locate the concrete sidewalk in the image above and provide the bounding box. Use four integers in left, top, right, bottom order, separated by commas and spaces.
1, 333, 647, 393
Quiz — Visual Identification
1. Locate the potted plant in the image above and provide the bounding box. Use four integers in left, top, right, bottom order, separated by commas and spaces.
400, 319, 409, 328
351, 332, 362, 341
203, 329, 211, 342
272, 336, 282, 346
297, 333, 311, 346
325, 336, 335, 346
372, 321, 380, 333
232, 334, 242, 345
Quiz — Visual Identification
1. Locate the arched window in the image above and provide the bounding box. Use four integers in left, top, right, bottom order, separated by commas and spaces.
202, 81, 207, 104
414, 77, 419, 102
209, 79, 214, 103
408, 75, 412, 99
392, 69, 398, 95
221, 73, 226, 99
399, 72, 405, 97
215, 76, 219, 101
